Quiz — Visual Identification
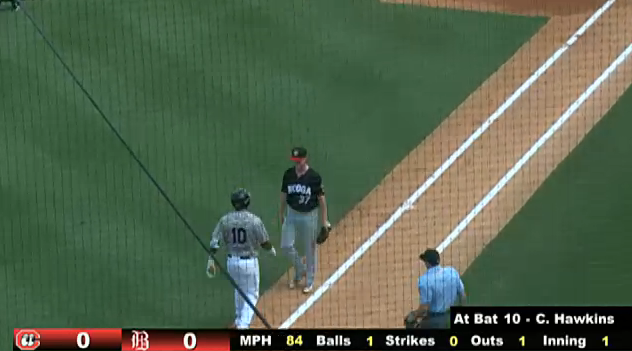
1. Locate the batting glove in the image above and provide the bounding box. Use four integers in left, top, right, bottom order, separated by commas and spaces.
206, 257, 216, 278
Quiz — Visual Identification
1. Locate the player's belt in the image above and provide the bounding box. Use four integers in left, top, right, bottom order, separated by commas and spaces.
227, 254, 253, 260
289, 207, 316, 214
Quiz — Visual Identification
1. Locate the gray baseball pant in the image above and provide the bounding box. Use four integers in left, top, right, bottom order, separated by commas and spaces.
281, 207, 319, 286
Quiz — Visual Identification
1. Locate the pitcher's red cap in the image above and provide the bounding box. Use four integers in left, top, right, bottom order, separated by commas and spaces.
290, 147, 307, 161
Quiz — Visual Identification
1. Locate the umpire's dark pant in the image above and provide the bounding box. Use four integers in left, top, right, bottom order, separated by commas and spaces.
416, 312, 451, 329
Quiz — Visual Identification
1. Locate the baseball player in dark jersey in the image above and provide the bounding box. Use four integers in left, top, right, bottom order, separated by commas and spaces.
1, 0, 21, 11
279, 147, 330, 293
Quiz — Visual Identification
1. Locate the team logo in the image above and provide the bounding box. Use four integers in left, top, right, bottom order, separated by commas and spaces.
15, 329, 41, 351
131, 330, 150, 351
287, 184, 311, 196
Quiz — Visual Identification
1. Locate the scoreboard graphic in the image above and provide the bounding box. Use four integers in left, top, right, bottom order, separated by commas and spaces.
13, 329, 228, 351
13, 307, 632, 351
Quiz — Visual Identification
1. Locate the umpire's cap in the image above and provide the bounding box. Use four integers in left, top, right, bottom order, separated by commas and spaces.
419, 248, 440, 266
231, 188, 251, 210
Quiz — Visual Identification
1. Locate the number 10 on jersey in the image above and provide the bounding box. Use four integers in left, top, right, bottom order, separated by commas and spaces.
232, 228, 247, 244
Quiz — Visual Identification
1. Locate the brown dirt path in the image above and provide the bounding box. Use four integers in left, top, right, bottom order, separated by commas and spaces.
252, 0, 632, 329
384, 0, 606, 16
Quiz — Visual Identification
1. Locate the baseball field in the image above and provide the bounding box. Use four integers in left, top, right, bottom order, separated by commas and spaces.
2, 0, 631, 341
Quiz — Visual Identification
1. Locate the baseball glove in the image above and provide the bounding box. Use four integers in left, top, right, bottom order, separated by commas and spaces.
316, 222, 331, 245
404, 311, 425, 329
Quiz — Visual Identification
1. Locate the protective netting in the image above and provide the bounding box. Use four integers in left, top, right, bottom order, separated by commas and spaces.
2, 0, 631, 337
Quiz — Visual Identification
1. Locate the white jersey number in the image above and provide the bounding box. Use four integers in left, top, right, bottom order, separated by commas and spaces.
231, 227, 247, 244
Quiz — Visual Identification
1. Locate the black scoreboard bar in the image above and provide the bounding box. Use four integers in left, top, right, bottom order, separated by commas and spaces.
449, 306, 632, 330
232, 330, 629, 350
12, 307, 632, 350
232, 307, 632, 350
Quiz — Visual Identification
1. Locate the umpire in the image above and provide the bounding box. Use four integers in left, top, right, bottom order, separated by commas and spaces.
404, 248, 466, 329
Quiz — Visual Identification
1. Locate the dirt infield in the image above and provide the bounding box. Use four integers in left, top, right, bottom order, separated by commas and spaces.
384, 0, 606, 16
253, 0, 632, 329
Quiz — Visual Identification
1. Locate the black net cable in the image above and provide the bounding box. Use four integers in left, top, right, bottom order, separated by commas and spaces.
19, 5, 272, 329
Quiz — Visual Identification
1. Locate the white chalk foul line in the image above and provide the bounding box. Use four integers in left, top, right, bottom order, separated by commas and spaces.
437, 41, 632, 253
278, 0, 617, 329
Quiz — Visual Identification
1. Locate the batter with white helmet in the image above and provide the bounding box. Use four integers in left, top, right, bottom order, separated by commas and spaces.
207, 188, 276, 329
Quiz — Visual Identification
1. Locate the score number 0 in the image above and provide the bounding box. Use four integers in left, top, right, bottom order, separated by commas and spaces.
183, 332, 197, 350
74, 331, 198, 349
76, 332, 90, 349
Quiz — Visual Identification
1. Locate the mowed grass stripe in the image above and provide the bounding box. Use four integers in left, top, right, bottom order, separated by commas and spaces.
5, 0, 545, 330
1, 6, 239, 332
25, 0, 548, 234
464, 86, 632, 305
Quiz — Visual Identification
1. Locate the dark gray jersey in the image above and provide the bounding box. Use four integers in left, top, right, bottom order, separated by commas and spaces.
209, 210, 269, 257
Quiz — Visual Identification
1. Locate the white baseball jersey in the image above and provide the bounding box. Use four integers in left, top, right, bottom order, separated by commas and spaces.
209, 209, 269, 329
210, 210, 270, 256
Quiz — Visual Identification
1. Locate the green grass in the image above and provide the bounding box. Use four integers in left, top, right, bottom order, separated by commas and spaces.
1, 0, 545, 337
464, 86, 632, 306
